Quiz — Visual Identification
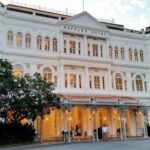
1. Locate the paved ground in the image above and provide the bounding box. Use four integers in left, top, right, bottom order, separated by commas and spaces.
0, 140, 150, 150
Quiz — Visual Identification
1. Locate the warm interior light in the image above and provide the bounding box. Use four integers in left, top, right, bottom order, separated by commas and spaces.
103, 117, 107, 121
139, 112, 142, 115
45, 117, 49, 121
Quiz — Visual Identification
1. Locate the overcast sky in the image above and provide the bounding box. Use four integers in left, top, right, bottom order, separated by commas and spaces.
1, 0, 150, 30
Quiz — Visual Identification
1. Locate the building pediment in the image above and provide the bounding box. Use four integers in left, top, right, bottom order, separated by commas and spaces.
62, 11, 108, 31
61, 11, 109, 38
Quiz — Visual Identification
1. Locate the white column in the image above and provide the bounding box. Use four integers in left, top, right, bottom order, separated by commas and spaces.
108, 69, 112, 91
30, 64, 37, 76
32, 34, 36, 50
123, 108, 127, 139
96, 108, 99, 140
91, 109, 94, 141
2, 23, 7, 59
83, 35, 87, 56
58, 31, 63, 53
84, 66, 89, 90
22, 33, 25, 49
68, 74, 70, 88
125, 45, 129, 61
58, 64, 64, 90
92, 76, 95, 90
126, 72, 132, 91
68, 110, 71, 143
118, 108, 123, 140
63, 110, 67, 142
76, 74, 79, 88
141, 109, 148, 138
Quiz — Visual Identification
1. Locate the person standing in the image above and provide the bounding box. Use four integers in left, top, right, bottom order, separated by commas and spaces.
102, 124, 107, 140
70, 127, 74, 142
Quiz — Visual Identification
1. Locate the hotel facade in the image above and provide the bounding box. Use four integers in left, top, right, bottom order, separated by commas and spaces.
0, 2, 150, 141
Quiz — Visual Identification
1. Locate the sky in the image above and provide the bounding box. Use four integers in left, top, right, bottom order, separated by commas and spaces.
1, 0, 150, 30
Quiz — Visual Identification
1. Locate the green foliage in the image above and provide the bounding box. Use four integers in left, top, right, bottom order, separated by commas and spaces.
24, 73, 60, 120
0, 59, 60, 123
0, 122, 36, 145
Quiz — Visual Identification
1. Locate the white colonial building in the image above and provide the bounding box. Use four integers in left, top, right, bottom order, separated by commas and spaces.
0, 2, 150, 141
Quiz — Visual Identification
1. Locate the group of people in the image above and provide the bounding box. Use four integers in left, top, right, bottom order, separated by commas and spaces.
61, 125, 82, 142
97, 124, 110, 140
62, 124, 111, 142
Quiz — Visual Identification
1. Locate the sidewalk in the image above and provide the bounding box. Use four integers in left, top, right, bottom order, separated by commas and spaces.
0, 137, 149, 150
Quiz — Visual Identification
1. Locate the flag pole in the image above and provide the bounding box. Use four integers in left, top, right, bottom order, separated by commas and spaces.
83, 0, 84, 12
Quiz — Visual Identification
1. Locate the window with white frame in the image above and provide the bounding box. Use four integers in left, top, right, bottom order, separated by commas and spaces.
88, 43, 90, 56
102, 76, 105, 89
128, 48, 132, 61
115, 73, 123, 90
100, 45, 103, 57
78, 42, 81, 55
94, 76, 100, 89
37, 35, 42, 50
109, 46, 113, 58
79, 75, 82, 88
70, 74, 76, 88
16, 32, 22, 47
64, 40, 67, 53
45, 37, 50, 51
69, 41, 76, 54
13, 64, 24, 77
135, 75, 143, 91
92, 44, 98, 57
120, 47, 125, 60
140, 50, 144, 62
89, 75, 92, 89
65, 74, 68, 87
114, 47, 119, 59
54, 75, 57, 86
134, 49, 138, 61
43, 67, 52, 82
25, 33, 31, 49
132, 80, 134, 91
7, 31, 13, 46
53, 38, 57, 52
124, 80, 127, 90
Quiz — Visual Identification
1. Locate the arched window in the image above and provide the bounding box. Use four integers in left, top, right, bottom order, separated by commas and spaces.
128, 48, 132, 61
53, 38, 57, 52
134, 49, 138, 61
120, 47, 125, 60
109, 46, 113, 58
45, 36, 50, 51
140, 50, 144, 62
37, 35, 42, 50
43, 67, 52, 82
16, 32, 22, 47
25, 34, 31, 48
115, 73, 123, 90
13, 64, 23, 77
135, 75, 143, 91
7, 31, 13, 46
114, 47, 119, 59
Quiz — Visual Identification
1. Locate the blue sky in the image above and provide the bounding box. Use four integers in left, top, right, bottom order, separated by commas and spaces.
1, 0, 150, 30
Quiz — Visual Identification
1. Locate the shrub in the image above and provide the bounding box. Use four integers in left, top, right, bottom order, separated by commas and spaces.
0, 122, 36, 145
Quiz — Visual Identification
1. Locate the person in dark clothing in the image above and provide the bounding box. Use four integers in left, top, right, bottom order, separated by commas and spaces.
98, 127, 102, 139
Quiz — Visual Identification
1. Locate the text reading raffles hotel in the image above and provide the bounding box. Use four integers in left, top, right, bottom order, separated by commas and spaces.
0, 2, 150, 141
